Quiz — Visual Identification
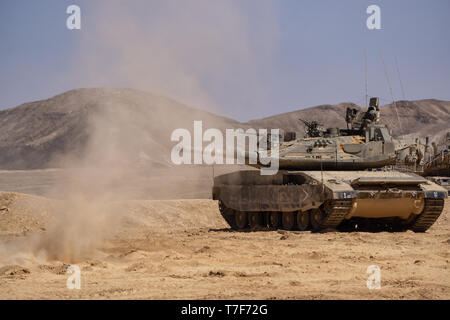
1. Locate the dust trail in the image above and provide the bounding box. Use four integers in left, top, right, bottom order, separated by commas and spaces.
0, 1, 280, 263
66, 0, 280, 118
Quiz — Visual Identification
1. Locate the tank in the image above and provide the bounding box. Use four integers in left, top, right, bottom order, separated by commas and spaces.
423, 132, 450, 177
421, 132, 450, 195
212, 98, 448, 232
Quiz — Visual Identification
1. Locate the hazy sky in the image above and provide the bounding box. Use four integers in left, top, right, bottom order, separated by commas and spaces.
1, 0, 449, 121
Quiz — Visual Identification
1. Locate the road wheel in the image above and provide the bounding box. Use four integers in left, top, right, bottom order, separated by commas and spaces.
296, 211, 310, 231
235, 211, 248, 229
248, 213, 262, 229
310, 208, 326, 231
282, 211, 296, 230
269, 212, 281, 229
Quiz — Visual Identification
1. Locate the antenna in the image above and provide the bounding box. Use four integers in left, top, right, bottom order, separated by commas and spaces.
364, 45, 368, 108
380, 50, 403, 135
395, 56, 406, 100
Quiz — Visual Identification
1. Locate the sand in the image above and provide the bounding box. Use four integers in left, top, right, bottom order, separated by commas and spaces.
0, 191, 449, 300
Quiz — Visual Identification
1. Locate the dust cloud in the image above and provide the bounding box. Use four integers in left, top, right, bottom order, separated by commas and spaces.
68, 0, 280, 117
0, 1, 280, 263
0, 108, 146, 263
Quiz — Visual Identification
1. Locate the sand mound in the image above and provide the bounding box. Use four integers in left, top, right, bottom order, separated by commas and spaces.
0, 192, 228, 264
0, 192, 53, 239
0, 192, 226, 239
118, 199, 227, 231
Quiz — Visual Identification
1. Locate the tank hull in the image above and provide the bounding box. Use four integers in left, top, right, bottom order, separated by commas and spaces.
212, 170, 447, 232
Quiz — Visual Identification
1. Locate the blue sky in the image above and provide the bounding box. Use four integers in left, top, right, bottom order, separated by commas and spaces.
1, 0, 449, 121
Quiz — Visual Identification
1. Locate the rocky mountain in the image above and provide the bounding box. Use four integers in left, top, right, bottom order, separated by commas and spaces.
0, 88, 449, 169
0, 88, 241, 169
248, 99, 450, 140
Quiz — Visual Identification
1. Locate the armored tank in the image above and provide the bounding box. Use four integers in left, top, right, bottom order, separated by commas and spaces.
213, 98, 447, 232
423, 132, 450, 177
422, 132, 450, 195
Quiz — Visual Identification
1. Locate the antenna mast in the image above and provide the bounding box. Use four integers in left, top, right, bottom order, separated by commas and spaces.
365, 46, 368, 108
395, 56, 406, 100
380, 50, 403, 135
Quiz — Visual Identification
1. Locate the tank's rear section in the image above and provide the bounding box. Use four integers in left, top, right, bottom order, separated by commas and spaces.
423, 132, 450, 177
212, 170, 447, 232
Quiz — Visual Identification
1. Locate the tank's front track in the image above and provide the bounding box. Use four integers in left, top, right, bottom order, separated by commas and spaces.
408, 199, 445, 232
218, 199, 354, 231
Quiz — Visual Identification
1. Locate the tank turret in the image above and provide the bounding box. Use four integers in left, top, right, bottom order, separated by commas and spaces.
247, 97, 396, 170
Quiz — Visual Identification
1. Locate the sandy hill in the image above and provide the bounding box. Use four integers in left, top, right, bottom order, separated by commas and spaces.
0, 88, 449, 169
0, 88, 241, 169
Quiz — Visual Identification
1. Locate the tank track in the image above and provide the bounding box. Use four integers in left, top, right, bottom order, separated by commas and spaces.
218, 199, 354, 231
218, 198, 445, 232
409, 199, 445, 232
319, 200, 353, 229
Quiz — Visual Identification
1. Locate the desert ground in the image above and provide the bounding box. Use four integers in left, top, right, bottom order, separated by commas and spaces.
0, 169, 449, 300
